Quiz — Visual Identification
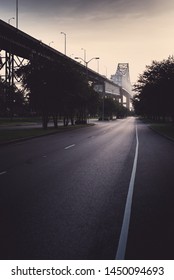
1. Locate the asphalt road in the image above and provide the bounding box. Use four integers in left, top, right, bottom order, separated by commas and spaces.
0, 117, 174, 260
126, 120, 174, 260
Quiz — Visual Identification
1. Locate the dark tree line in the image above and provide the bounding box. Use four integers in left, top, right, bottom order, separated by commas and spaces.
0, 54, 130, 127
16, 56, 100, 128
16, 55, 129, 128
99, 96, 130, 120
132, 56, 174, 121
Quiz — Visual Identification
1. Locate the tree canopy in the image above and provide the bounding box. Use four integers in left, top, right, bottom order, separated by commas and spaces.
0, 77, 26, 118
17, 56, 100, 128
132, 56, 174, 121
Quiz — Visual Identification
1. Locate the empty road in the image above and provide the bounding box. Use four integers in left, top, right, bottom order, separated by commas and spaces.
0, 117, 174, 259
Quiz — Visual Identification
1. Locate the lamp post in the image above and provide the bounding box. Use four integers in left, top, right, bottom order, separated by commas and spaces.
60, 32, 66, 55
81, 48, 86, 66
16, 0, 18, 28
49, 41, 54, 46
8, 17, 15, 24
75, 56, 100, 77
104, 66, 108, 78
97, 59, 100, 73
75, 56, 100, 122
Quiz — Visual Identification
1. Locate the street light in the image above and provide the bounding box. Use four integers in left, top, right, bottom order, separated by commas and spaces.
60, 32, 66, 55
75, 56, 100, 122
16, 0, 18, 28
81, 48, 86, 65
97, 59, 100, 73
104, 66, 108, 78
75, 56, 99, 68
8, 17, 15, 24
49, 41, 54, 46
75, 56, 99, 77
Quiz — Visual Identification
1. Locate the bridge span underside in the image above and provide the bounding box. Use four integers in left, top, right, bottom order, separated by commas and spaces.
0, 19, 129, 109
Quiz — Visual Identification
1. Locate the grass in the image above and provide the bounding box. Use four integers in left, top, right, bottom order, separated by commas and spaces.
0, 128, 57, 143
149, 123, 174, 141
0, 117, 42, 126
2, 116, 173, 143
139, 117, 174, 141
0, 124, 94, 144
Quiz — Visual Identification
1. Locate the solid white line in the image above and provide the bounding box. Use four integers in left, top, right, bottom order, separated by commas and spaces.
0, 171, 7, 176
116, 124, 139, 260
64, 144, 75, 150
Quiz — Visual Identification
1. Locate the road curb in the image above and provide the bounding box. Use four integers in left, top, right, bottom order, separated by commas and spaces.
0, 130, 61, 146
0, 124, 95, 146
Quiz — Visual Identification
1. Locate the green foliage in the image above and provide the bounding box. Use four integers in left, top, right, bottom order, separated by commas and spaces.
98, 96, 128, 120
0, 77, 27, 117
17, 55, 100, 128
132, 56, 174, 121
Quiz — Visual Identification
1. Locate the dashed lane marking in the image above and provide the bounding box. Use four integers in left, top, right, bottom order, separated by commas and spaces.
0, 171, 7, 176
64, 144, 75, 150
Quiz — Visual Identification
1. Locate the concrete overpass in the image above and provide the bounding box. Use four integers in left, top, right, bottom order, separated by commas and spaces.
0, 19, 125, 108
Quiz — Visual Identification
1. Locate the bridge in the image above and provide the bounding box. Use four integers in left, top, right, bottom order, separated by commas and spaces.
111, 63, 132, 109
0, 19, 130, 110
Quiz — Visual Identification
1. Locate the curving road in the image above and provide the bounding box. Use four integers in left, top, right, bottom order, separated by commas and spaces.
0, 117, 174, 260
126, 120, 174, 260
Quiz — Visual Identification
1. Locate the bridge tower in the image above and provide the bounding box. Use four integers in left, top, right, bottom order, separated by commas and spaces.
111, 63, 132, 109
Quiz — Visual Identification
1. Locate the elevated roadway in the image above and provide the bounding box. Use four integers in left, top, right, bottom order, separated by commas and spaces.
0, 19, 120, 100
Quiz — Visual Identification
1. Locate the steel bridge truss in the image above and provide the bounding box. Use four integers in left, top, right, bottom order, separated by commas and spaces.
0, 50, 28, 117
0, 50, 28, 87
0, 18, 123, 118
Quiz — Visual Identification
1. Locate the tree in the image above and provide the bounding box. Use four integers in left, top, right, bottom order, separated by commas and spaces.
98, 96, 127, 120
132, 56, 174, 121
17, 55, 100, 128
0, 76, 26, 118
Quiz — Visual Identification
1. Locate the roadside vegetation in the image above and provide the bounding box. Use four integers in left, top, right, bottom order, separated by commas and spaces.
0, 124, 94, 144
150, 123, 174, 140
132, 56, 174, 141
0, 54, 129, 130
138, 118, 174, 141
132, 56, 174, 122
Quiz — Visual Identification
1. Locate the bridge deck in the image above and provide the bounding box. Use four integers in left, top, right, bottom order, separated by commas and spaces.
0, 19, 121, 98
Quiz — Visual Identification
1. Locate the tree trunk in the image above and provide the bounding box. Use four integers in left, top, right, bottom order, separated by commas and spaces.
42, 113, 49, 129
52, 114, 58, 128
63, 116, 69, 126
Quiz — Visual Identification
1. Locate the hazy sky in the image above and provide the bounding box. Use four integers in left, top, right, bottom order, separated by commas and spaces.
1, 0, 174, 83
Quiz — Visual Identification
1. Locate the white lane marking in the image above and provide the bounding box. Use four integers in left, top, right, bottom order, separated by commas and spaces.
0, 171, 7, 176
64, 144, 75, 150
116, 124, 139, 260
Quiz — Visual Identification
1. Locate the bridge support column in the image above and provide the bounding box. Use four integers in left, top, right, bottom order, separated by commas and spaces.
126, 94, 130, 110
120, 89, 131, 110
5, 52, 15, 118
102, 82, 105, 121
120, 90, 123, 107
